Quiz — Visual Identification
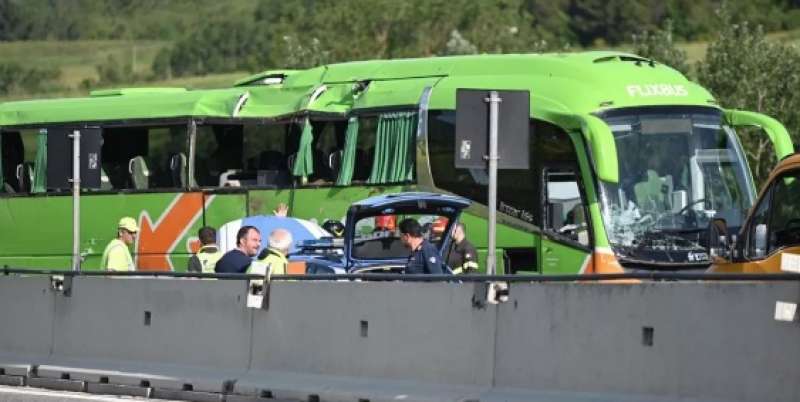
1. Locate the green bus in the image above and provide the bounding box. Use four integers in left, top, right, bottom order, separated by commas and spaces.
0, 52, 793, 273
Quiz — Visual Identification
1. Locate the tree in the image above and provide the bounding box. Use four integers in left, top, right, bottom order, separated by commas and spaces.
631, 20, 691, 77
568, 0, 657, 46
441, 30, 478, 56
697, 8, 800, 186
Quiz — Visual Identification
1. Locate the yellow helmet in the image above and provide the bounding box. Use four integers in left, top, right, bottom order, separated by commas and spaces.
118, 217, 139, 233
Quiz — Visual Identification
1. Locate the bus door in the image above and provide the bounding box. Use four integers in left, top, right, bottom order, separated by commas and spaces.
540, 165, 592, 274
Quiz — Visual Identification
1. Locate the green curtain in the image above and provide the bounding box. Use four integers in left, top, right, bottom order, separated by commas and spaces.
367, 112, 417, 184
292, 118, 315, 178
336, 117, 359, 186
32, 129, 47, 193
0, 132, 4, 189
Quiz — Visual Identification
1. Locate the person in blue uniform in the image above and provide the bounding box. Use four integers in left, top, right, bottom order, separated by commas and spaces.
399, 218, 444, 274
215, 225, 261, 273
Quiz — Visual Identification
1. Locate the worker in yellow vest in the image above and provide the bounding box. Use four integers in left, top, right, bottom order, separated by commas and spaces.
188, 226, 223, 273
252, 228, 293, 276
101, 217, 138, 271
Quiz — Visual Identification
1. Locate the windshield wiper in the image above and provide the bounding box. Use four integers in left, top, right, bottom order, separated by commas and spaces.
653, 227, 705, 234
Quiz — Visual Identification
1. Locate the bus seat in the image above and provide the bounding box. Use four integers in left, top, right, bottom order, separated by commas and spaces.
169, 153, 187, 188
258, 150, 286, 170
353, 147, 373, 181
128, 156, 150, 190
15, 163, 33, 193
219, 169, 258, 187
634, 170, 673, 211
287, 153, 296, 171
256, 170, 290, 187
328, 150, 343, 178
100, 167, 113, 190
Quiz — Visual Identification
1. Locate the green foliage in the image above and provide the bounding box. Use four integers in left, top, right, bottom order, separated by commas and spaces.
80, 53, 146, 90
153, 19, 271, 78
632, 20, 691, 76
442, 30, 479, 56
697, 9, 800, 186
569, 0, 657, 46
0, 0, 252, 41
0, 63, 61, 95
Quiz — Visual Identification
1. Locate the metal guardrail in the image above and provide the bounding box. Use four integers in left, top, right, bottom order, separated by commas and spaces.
2, 267, 800, 282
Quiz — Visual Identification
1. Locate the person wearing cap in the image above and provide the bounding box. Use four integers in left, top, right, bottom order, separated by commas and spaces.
399, 218, 444, 275
322, 220, 345, 238
102, 217, 138, 271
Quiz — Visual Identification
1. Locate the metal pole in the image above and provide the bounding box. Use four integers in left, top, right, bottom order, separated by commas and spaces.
70, 129, 81, 271
485, 91, 501, 276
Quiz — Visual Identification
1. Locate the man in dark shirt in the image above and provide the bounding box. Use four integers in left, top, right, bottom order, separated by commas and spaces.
447, 222, 479, 274
215, 225, 261, 273
399, 218, 444, 274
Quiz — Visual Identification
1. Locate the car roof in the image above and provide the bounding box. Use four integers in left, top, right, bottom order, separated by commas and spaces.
350, 192, 470, 210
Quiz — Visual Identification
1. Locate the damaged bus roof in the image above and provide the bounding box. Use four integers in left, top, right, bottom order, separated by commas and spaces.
0, 51, 716, 128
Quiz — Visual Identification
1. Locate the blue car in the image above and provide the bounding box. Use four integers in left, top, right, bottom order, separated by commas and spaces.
295, 192, 471, 274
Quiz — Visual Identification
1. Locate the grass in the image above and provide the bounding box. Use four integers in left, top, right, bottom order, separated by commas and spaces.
0, 40, 168, 89
0, 39, 249, 101
672, 28, 800, 65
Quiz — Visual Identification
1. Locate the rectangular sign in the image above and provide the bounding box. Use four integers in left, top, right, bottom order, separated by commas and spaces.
780, 253, 800, 273
455, 89, 530, 170
774, 301, 797, 322
47, 127, 103, 189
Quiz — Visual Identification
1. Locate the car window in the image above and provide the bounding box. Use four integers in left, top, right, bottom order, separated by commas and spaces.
768, 171, 800, 252
352, 213, 449, 260
745, 184, 773, 259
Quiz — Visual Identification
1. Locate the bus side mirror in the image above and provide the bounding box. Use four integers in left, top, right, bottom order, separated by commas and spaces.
709, 218, 732, 260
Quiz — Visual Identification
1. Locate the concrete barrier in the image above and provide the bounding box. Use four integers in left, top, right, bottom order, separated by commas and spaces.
41, 277, 253, 393
0, 277, 54, 376
0, 276, 798, 401
236, 281, 496, 400
492, 282, 800, 402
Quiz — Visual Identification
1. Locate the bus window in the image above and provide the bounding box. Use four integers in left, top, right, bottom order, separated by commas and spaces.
102, 125, 188, 190
368, 112, 416, 184
352, 117, 378, 183
308, 121, 347, 185
195, 125, 243, 186
544, 168, 589, 246
347, 113, 417, 185
1, 131, 24, 193
0, 129, 45, 194
195, 123, 295, 188
428, 111, 574, 227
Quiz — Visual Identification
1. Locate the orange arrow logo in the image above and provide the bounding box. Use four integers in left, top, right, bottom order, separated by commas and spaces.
136, 193, 209, 271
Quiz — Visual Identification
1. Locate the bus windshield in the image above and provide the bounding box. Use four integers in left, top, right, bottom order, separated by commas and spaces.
597, 107, 755, 265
